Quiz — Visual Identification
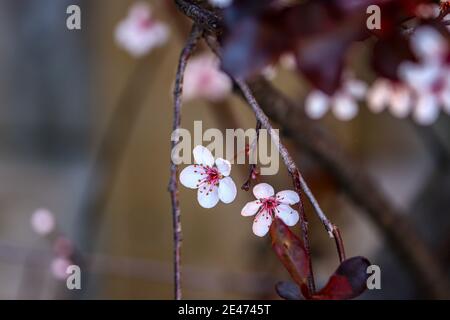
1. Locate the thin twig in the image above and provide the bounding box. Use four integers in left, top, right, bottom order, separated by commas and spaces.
169, 24, 203, 300
241, 120, 261, 191
233, 78, 316, 295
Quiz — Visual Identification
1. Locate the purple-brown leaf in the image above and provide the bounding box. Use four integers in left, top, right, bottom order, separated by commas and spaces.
312, 256, 371, 300
269, 218, 311, 299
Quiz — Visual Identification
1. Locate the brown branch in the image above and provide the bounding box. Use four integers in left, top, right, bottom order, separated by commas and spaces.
169, 24, 203, 300
234, 78, 317, 295
174, 0, 222, 35
247, 79, 450, 299
241, 120, 261, 191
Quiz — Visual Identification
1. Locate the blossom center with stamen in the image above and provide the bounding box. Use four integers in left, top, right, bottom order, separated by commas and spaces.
195, 165, 223, 196
260, 197, 280, 217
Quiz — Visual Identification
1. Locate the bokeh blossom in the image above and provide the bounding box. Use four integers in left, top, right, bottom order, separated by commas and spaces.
399, 26, 450, 125
30, 208, 55, 236
180, 145, 237, 208
50, 257, 72, 280
183, 53, 232, 102
366, 79, 413, 119
304, 74, 367, 121
115, 2, 169, 57
241, 183, 300, 237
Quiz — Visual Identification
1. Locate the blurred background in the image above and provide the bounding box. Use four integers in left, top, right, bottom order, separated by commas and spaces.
0, 0, 449, 299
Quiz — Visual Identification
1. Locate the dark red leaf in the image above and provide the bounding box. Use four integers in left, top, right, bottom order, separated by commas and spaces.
269, 218, 311, 299
221, 0, 369, 94
312, 256, 371, 300
372, 33, 417, 80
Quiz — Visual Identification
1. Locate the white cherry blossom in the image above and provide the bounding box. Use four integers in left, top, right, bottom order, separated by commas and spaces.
398, 26, 450, 124
366, 79, 413, 118
183, 54, 232, 102
115, 2, 169, 57
305, 75, 367, 121
180, 145, 237, 208
241, 183, 300, 237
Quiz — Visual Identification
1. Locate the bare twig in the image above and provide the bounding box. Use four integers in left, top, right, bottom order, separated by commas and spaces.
174, 0, 222, 35
241, 120, 261, 191
169, 24, 203, 300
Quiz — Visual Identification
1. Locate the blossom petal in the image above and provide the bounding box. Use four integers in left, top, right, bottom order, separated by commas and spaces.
180, 165, 206, 189
193, 145, 214, 167
389, 86, 412, 118
218, 177, 237, 204
442, 87, 450, 115
253, 183, 275, 199
215, 158, 231, 176
252, 210, 273, 237
345, 79, 367, 99
399, 62, 439, 92
241, 200, 262, 216
411, 26, 446, 61
276, 190, 300, 205
275, 205, 300, 227
197, 183, 219, 208
332, 93, 358, 121
413, 95, 440, 125
366, 79, 390, 113
305, 90, 330, 119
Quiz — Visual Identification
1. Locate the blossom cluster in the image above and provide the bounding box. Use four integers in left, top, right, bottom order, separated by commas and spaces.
179, 146, 300, 237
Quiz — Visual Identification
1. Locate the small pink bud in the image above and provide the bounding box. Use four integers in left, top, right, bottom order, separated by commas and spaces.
30, 208, 55, 236
50, 257, 72, 280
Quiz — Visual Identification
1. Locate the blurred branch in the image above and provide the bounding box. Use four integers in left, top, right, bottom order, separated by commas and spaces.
169, 24, 203, 300
411, 122, 450, 170
247, 79, 450, 299
77, 50, 167, 292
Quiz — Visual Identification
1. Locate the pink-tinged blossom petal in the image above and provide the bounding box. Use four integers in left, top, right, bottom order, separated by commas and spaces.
31, 208, 55, 236
114, 2, 169, 57
253, 183, 275, 199
218, 176, 237, 204
252, 210, 273, 237
183, 54, 232, 102
275, 204, 299, 227
332, 93, 358, 121
241, 200, 262, 216
305, 90, 330, 119
344, 79, 368, 99
411, 26, 447, 61
50, 257, 71, 280
193, 145, 215, 167
215, 158, 231, 177
280, 53, 297, 70
413, 95, 440, 125
415, 3, 440, 19
180, 165, 206, 189
276, 190, 300, 205
400, 62, 441, 92
197, 184, 220, 208
388, 85, 412, 118
367, 79, 390, 113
